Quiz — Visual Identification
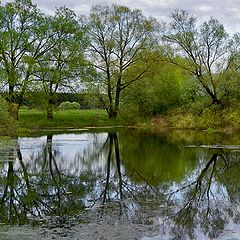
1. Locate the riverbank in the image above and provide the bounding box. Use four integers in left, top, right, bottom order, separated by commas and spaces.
13, 107, 240, 136
149, 107, 240, 132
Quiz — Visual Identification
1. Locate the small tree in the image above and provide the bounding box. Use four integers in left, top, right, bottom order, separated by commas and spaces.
163, 10, 230, 106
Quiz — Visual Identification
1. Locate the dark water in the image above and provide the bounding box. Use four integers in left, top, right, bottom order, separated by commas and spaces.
1, 128, 240, 239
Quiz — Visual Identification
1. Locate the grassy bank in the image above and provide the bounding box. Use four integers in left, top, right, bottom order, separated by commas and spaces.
16, 107, 240, 135
18, 109, 127, 132
149, 107, 240, 132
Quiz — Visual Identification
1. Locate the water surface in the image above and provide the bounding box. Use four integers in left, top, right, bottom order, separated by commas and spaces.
1, 128, 240, 239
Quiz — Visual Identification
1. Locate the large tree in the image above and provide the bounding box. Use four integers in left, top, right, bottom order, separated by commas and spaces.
84, 4, 158, 118
163, 10, 231, 106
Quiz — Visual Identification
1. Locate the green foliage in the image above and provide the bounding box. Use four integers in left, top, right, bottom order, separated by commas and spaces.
0, 1, 240, 124
59, 101, 80, 110
121, 55, 192, 117
163, 105, 240, 130
197, 108, 223, 129
0, 97, 17, 136
0, 98, 9, 122
0, 0, 50, 119
119, 103, 142, 125
169, 111, 197, 129
24, 91, 48, 109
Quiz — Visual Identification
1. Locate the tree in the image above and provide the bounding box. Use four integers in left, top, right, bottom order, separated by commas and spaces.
0, 0, 54, 119
163, 10, 231, 106
219, 33, 240, 105
34, 7, 88, 119
84, 4, 158, 118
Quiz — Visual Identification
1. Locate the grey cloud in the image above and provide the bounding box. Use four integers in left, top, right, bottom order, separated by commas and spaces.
1, 0, 240, 34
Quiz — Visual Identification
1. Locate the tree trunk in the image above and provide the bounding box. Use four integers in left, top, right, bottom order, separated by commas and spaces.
7, 85, 19, 120
108, 88, 121, 119
108, 110, 118, 119
47, 97, 54, 120
197, 76, 222, 106
9, 103, 19, 121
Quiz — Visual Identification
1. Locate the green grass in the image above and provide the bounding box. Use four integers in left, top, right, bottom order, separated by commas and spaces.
18, 109, 126, 132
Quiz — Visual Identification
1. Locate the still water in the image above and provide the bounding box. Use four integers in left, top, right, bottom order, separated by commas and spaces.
1, 128, 240, 239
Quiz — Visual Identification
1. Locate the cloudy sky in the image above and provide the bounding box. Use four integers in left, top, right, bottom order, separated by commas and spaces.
2, 0, 240, 34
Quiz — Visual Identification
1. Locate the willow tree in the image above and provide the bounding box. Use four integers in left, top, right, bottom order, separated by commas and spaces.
84, 4, 158, 118
163, 10, 230, 106
0, 0, 55, 119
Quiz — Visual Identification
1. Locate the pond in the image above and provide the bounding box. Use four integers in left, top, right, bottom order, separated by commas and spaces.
1, 128, 240, 239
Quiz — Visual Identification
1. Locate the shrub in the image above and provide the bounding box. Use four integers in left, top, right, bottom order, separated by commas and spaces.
59, 101, 80, 110
0, 97, 9, 123
119, 103, 143, 125
169, 111, 197, 129
0, 97, 17, 136
223, 108, 240, 129
197, 108, 222, 129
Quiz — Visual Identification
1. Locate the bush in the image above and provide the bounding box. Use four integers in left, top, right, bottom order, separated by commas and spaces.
168, 106, 224, 130
197, 108, 222, 129
223, 108, 240, 129
119, 103, 143, 125
59, 101, 80, 110
0, 97, 17, 136
0, 97, 9, 123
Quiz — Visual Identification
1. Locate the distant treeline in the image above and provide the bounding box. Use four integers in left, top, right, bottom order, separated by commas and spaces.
0, 92, 103, 110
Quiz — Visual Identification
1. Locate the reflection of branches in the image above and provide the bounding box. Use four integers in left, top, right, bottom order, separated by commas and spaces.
134, 171, 158, 195
0, 160, 16, 224
114, 133, 123, 200
0, 146, 45, 224
99, 133, 124, 204
95, 132, 160, 223
47, 135, 62, 213
166, 152, 240, 239
47, 135, 61, 183
173, 154, 220, 236
16, 148, 45, 217
0, 136, 87, 225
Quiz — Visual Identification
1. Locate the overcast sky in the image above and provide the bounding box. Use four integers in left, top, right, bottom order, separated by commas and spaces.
2, 0, 240, 34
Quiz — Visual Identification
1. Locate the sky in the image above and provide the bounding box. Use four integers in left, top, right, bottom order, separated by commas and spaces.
2, 0, 240, 34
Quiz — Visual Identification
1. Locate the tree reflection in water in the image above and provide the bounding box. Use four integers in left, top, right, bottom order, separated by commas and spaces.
165, 150, 240, 239
0, 131, 240, 239
0, 142, 42, 224
91, 132, 160, 219
0, 135, 88, 225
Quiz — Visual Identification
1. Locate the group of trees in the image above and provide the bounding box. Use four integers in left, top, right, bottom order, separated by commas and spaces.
1, 0, 240, 121
0, 0, 87, 120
